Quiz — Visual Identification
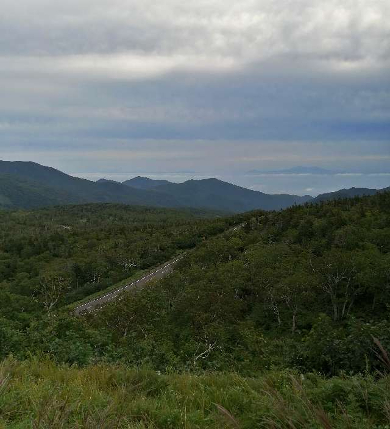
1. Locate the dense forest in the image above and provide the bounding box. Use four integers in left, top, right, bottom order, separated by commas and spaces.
1, 192, 390, 427
0, 204, 239, 358
88, 191, 390, 375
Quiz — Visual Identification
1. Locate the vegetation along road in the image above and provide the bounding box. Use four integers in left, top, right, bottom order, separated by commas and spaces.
74, 254, 185, 315
74, 221, 244, 316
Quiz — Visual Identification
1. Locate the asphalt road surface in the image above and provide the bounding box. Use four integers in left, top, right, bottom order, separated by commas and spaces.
74, 254, 184, 315
73, 222, 245, 316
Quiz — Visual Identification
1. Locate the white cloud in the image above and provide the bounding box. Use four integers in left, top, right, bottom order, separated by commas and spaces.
1, 0, 389, 68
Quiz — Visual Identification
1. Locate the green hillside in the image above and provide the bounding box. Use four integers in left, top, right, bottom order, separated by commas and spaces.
0, 204, 230, 313
0, 174, 84, 209
1, 192, 389, 372
84, 191, 390, 375
1, 193, 390, 428
0, 161, 182, 209
312, 186, 380, 202
151, 178, 312, 212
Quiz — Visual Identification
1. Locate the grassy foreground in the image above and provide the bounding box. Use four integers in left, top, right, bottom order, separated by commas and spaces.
0, 359, 390, 428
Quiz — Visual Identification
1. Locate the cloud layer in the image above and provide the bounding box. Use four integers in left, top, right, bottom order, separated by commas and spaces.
0, 0, 389, 193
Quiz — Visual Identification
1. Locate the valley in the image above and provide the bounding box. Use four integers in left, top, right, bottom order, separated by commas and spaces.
2, 0, 388, 424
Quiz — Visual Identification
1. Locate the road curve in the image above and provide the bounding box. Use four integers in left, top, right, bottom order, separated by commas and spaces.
74, 254, 184, 315
73, 222, 245, 316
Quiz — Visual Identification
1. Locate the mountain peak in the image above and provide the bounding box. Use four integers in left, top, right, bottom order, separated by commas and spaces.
123, 176, 172, 190
96, 178, 118, 184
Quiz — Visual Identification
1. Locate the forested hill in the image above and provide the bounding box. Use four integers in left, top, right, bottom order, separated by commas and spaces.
1, 191, 389, 378
90, 191, 390, 375
134, 178, 312, 212
0, 174, 84, 209
0, 204, 232, 312
0, 160, 310, 212
311, 186, 382, 202
0, 162, 182, 210
1, 192, 390, 427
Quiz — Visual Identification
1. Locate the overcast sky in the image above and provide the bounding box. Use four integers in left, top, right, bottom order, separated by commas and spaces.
0, 0, 389, 194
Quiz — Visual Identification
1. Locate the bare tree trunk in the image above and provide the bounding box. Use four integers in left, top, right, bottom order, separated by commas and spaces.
332, 300, 338, 322
372, 294, 376, 311
273, 303, 281, 326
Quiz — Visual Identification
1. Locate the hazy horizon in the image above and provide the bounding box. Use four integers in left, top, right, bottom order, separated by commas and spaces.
1, 0, 389, 195
75, 170, 390, 197
2, 156, 390, 196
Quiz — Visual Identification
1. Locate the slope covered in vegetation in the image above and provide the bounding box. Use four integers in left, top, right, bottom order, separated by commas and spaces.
0, 192, 388, 374
0, 174, 84, 209
86, 191, 390, 374
1, 193, 390, 428
1, 358, 390, 429
0, 204, 237, 357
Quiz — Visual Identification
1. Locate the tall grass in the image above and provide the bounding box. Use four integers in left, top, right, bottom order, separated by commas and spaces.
1, 358, 390, 428
373, 337, 390, 373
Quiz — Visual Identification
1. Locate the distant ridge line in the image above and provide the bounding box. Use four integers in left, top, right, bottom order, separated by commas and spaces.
0, 160, 388, 212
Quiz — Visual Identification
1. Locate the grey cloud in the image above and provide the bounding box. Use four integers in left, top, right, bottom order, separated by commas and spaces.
0, 0, 389, 195
1, 63, 388, 142
1, 0, 389, 65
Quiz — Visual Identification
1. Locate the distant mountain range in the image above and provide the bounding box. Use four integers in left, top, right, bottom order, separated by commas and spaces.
0, 161, 388, 212
0, 161, 180, 210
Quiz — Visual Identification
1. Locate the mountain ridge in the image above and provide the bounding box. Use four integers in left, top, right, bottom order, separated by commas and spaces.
0, 160, 388, 212
311, 186, 381, 203
123, 176, 172, 189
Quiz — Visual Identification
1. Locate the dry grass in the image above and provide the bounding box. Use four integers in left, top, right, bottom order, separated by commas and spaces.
214, 403, 241, 428
372, 336, 390, 373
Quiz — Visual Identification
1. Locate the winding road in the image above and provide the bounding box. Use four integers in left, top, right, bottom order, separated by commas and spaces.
74, 254, 184, 315
74, 222, 245, 316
